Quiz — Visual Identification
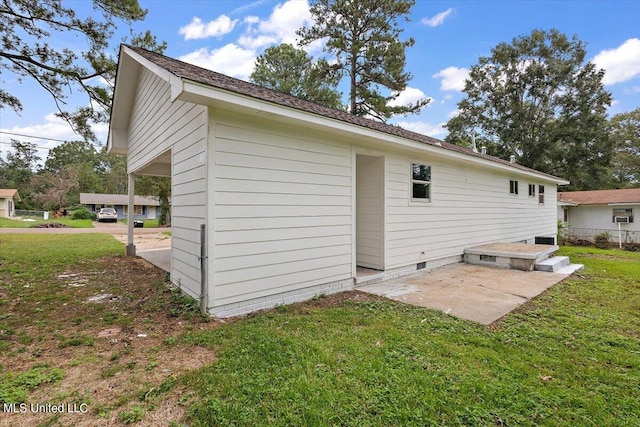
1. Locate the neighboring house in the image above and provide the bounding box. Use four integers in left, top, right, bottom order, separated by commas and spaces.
558, 188, 640, 243
79, 193, 160, 220
108, 45, 568, 318
0, 189, 20, 218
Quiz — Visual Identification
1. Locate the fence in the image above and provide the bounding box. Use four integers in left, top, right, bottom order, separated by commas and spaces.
566, 227, 638, 247
14, 209, 49, 220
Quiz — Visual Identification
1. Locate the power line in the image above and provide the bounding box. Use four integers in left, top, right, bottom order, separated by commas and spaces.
0, 140, 53, 151
0, 131, 70, 143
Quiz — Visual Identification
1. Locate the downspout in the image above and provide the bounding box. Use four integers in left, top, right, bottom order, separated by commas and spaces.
199, 223, 208, 316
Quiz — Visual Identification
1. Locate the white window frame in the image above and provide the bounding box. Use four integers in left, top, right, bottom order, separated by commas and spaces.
528, 184, 536, 197
410, 162, 431, 203
538, 185, 545, 204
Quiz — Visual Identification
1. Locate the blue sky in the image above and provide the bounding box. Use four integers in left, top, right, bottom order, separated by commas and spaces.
1, 0, 639, 162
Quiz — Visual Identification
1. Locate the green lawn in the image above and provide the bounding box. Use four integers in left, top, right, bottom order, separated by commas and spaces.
0, 217, 93, 228
0, 238, 638, 426
119, 218, 162, 228
0, 234, 122, 280
181, 246, 640, 426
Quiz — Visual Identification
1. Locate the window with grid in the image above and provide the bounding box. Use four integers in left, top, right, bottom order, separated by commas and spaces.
411, 163, 431, 202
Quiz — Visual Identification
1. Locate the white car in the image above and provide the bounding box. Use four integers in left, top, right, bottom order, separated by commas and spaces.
97, 208, 118, 222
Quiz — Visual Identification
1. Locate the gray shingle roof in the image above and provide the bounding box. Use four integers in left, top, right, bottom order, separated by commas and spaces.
125, 45, 564, 182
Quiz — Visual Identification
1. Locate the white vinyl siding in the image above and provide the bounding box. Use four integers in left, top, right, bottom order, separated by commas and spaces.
356, 155, 384, 270
568, 205, 639, 232
210, 113, 353, 308
127, 68, 208, 299
386, 155, 558, 269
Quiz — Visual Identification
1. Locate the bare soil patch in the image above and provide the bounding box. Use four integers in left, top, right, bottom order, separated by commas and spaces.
0, 256, 220, 426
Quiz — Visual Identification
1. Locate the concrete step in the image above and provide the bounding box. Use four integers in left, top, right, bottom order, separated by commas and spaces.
535, 256, 570, 272
555, 263, 584, 275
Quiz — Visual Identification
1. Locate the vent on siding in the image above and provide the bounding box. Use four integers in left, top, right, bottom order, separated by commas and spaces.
417, 262, 427, 270
480, 254, 497, 263
535, 236, 555, 245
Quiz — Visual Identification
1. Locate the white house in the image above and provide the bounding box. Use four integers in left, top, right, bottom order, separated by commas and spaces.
108, 45, 568, 318
0, 189, 20, 218
79, 193, 160, 220
558, 189, 639, 243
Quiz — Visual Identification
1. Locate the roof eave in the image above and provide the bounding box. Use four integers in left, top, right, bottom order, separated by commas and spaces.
176, 79, 568, 185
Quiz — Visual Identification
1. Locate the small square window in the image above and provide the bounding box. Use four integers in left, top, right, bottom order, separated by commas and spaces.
538, 185, 545, 204
509, 180, 518, 195
411, 163, 431, 202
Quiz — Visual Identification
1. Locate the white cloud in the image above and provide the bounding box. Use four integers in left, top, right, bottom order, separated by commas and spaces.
178, 45, 257, 80
239, 0, 312, 50
179, 15, 238, 40
447, 109, 460, 119
395, 120, 447, 137
388, 87, 431, 108
592, 38, 640, 85
433, 66, 469, 91
1, 113, 107, 163
421, 8, 454, 27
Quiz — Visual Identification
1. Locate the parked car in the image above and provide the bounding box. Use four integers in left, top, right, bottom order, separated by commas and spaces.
97, 208, 118, 222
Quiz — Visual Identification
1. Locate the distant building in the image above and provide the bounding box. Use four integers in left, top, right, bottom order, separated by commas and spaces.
79, 193, 160, 220
558, 188, 640, 242
0, 189, 20, 218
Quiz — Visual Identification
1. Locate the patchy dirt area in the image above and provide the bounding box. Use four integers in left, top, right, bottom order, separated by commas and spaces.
111, 233, 171, 250
0, 256, 219, 427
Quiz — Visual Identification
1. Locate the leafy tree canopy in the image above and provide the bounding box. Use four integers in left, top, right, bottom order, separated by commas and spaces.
251, 43, 343, 109
608, 108, 640, 188
0, 0, 147, 141
446, 29, 613, 190
297, 0, 428, 121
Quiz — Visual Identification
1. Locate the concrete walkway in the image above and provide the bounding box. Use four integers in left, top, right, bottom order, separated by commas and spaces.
358, 263, 573, 325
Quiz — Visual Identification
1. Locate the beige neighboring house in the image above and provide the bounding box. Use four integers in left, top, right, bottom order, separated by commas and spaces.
558, 188, 640, 243
0, 189, 20, 218
108, 45, 569, 318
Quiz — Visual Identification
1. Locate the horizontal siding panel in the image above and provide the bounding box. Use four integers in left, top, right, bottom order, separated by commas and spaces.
216, 234, 352, 259
216, 254, 349, 286
216, 215, 351, 231
216, 137, 351, 167
216, 178, 350, 196
215, 151, 351, 178
215, 204, 351, 218
215, 224, 351, 244
173, 166, 206, 186
215, 269, 352, 307
215, 245, 350, 272
172, 205, 206, 219
215, 123, 350, 158
215, 192, 350, 207
215, 165, 351, 187
216, 261, 352, 298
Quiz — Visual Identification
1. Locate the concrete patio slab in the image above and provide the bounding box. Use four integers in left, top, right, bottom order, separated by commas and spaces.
358, 262, 572, 325
137, 248, 171, 272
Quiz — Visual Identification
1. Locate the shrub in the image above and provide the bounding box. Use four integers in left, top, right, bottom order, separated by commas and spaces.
594, 231, 610, 249
71, 208, 96, 220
